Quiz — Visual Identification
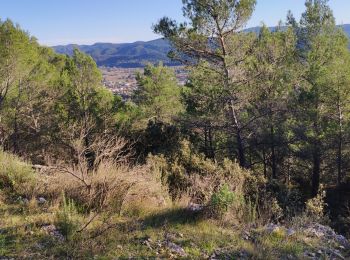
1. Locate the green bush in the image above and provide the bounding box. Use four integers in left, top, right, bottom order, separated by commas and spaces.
55, 193, 80, 239
305, 186, 327, 222
209, 184, 237, 218
0, 150, 37, 197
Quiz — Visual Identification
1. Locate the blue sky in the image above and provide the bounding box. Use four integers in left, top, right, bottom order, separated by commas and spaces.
0, 0, 349, 46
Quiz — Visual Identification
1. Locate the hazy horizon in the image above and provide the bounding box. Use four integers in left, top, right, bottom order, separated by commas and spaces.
1, 0, 350, 46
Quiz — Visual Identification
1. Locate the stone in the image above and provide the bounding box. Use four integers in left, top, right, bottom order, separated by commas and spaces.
242, 230, 251, 240
41, 224, 65, 241
265, 223, 283, 234
335, 234, 350, 249
307, 251, 316, 257
166, 241, 187, 257
37, 197, 47, 205
188, 202, 204, 212
287, 228, 296, 236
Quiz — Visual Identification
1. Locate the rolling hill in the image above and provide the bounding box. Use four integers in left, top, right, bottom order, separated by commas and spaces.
53, 25, 350, 68
53, 38, 176, 68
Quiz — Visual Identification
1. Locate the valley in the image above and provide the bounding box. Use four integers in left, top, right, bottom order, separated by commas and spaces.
101, 66, 187, 97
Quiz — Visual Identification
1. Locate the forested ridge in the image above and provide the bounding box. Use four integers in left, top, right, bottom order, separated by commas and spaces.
1, 0, 350, 259
52, 25, 350, 68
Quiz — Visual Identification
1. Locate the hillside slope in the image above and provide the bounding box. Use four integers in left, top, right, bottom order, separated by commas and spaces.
53, 25, 350, 68
54, 38, 176, 68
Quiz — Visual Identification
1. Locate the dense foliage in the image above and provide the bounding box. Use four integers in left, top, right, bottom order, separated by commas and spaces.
1, 0, 350, 258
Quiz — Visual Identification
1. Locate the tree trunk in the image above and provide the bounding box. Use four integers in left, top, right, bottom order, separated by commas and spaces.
312, 113, 321, 197
336, 94, 343, 185
204, 125, 208, 157
311, 96, 321, 197
312, 146, 321, 197
218, 32, 246, 168
262, 147, 267, 178
229, 100, 246, 168
208, 124, 215, 159
12, 114, 19, 153
270, 125, 277, 179
12, 79, 22, 154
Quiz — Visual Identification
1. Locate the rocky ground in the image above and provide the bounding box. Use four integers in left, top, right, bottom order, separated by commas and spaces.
1, 198, 350, 259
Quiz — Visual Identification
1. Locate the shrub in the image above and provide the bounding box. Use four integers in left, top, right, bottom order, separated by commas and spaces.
43, 159, 169, 220
305, 186, 327, 222
55, 192, 80, 239
147, 140, 270, 225
0, 150, 37, 198
148, 140, 255, 202
209, 184, 237, 219
266, 180, 305, 218
243, 197, 258, 223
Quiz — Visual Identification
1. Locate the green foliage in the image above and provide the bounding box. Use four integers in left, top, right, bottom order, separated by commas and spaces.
209, 184, 237, 218
61, 49, 116, 126
55, 192, 80, 239
1, 3, 350, 256
305, 186, 327, 221
133, 63, 183, 125
141, 119, 182, 158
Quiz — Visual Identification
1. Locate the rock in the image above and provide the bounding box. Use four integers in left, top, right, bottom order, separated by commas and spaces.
164, 232, 177, 241
305, 251, 316, 258
209, 253, 218, 260
210, 249, 251, 260
304, 223, 337, 238
238, 250, 250, 258
141, 236, 153, 249
242, 230, 251, 240
303, 223, 350, 251
188, 202, 204, 212
332, 251, 345, 260
166, 241, 187, 257
16, 196, 28, 205
337, 245, 345, 250
35, 243, 45, 250
41, 224, 65, 241
335, 234, 350, 249
265, 223, 284, 234
156, 240, 163, 248
37, 197, 47, 205
287, 228, 296, 236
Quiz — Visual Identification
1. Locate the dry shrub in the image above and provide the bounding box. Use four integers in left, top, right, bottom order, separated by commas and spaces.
38, 130, 169, 218
40, 161, 169, 218
0, 150, 38, 198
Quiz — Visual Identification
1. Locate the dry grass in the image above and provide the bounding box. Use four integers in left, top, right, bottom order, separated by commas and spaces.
38, 160, 170, 222
0, 150, 38, 198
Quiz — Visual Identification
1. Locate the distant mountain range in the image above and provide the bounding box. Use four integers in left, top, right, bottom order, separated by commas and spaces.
53, 38, 175, 68
53, 24, 350, 68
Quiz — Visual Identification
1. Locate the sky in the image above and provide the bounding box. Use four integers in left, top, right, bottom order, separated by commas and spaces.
0, 0, 349, 46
